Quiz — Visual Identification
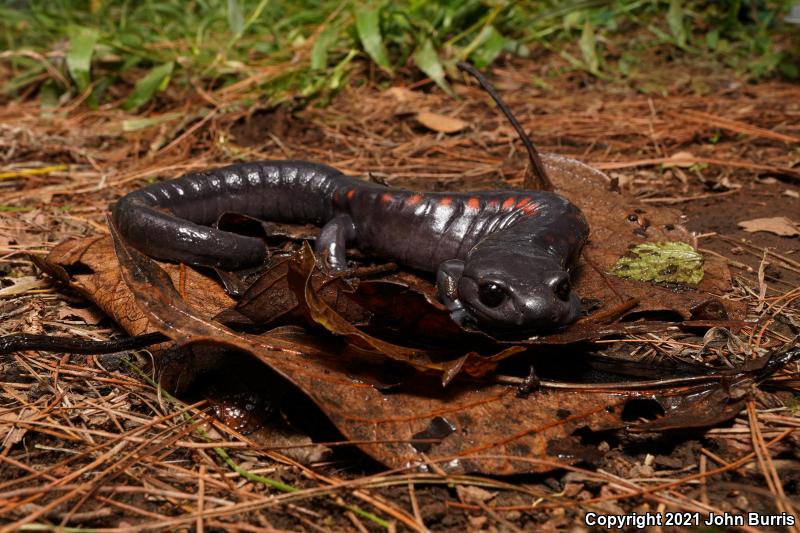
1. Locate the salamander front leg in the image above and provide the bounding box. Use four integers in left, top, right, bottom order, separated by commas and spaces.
436, 259, 472, 326
316, 214, 356, 271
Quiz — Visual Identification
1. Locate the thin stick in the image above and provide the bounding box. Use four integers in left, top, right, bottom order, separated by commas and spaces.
457, 61, 553, 191
0, 331, 167, 356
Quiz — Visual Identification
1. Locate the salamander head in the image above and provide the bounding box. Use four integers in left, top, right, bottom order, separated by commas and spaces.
436, 250, 581, 336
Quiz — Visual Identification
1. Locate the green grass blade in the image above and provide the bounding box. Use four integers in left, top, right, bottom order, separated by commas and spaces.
311, 23, 339, 70
412, 38, 452, 96
469, 25, 506, 69
227, 0, 244, 36
122, 112, 182, 132
667, 0, 688, 49
579, 20, 600, 75
355, 5, 392, 74
122, 61, 174, 111
328, 48, 358, 90
67, 27, 99, 92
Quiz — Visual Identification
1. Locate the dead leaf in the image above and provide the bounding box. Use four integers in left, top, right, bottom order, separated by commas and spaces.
247, 423, 332, 465
35, 154, 761, 475
662, 150, 697, 168
39, 224, 771, 475
456, 485, 496, 505
416, 112, 468, 133
542, 153, 743, 322
738, 216, 800, 237
41, 235, 234, 336
0, 410, 29, 448
0, 277, 50, 298
385, 87, 420, 103
218, 255, 370, 329
56, 305, 106, 325
287, 242, 523, 376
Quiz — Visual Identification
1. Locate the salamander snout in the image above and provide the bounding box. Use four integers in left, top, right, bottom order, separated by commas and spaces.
436, 255, 581, 336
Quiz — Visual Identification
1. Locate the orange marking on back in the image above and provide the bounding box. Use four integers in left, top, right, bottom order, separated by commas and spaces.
381, 192, 393, 204
467, 197, 480, 210
516, 197, 532, 209
439, 197, 453, 206
502, 197, 516, 210
407, 194, 422, 206
522, 203, 539, 215
346, 190, 356, 200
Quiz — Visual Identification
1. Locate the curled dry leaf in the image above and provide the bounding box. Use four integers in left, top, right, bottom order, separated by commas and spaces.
662, 150, 697, 168
415, 111, 468, 133
38, 214, 768, 475
738, 216, 800, 237
40, 235, 234, 336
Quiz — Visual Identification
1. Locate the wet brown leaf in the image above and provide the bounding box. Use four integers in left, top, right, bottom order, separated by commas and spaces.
41, 235, 234, 335
38, 227, 767, 475
738, 216, 800, 237
287, 242, 520, 377
218, 255, 370, 328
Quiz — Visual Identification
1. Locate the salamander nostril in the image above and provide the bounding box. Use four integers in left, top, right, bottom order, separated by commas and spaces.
551, 274, 571, 301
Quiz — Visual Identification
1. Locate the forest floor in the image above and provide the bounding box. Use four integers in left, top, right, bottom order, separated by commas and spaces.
0, 52, 799, 532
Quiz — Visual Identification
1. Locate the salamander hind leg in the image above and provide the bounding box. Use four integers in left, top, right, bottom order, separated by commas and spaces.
316, 214, 356, 271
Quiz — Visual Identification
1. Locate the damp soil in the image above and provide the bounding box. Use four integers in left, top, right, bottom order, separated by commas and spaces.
683, 179, 800, 288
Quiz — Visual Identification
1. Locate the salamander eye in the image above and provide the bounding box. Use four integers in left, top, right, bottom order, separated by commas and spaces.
478, 282, 508, 308
554, 277, 571, 301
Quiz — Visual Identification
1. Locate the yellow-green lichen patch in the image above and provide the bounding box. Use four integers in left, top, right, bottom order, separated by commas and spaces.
612, 242, 704, 285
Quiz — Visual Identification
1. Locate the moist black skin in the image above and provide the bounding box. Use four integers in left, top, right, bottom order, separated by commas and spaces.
111, 160, 589, 334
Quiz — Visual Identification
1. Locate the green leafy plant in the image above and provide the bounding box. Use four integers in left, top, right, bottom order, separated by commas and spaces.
612, 242, 705, 285
0, 0, 796, 110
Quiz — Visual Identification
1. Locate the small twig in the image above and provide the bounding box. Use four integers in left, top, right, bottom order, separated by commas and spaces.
197, 464, 206, 533
0, 331, 167, 357
456, 61, 553, 191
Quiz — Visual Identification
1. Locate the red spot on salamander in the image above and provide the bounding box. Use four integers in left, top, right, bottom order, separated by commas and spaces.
516, 197, 532, 209
439, 197, 453, 206
502, 197, 516, 210
407, 194, 422, 206
381, 192, 393, 204
522, 202, 539, 215
467, 197, 480, 210
346, 190, 356, 201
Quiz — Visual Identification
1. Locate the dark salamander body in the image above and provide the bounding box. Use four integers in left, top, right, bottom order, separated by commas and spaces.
112, 160, 589, 335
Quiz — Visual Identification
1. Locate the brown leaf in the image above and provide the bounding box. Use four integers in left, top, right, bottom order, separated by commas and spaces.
56, 305, 106, 325
220, 255, 370, 328
662, 150, 697, 168
737, 216, 800, 237
416, 112, 468, 133
542, 153, 744, 323
42, 235, 234, 336
287, 242, 514, 375
41, 229, 768, 475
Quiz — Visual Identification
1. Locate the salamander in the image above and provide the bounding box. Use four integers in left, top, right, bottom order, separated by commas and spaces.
111, 160, 589, 335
